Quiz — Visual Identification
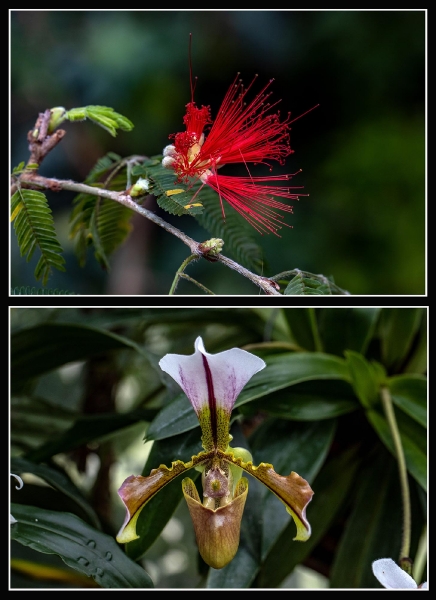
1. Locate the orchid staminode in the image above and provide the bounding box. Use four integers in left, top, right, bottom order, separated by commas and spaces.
116, 337, 314, 569
162, 69, 311, 236
372, 559, 427, 589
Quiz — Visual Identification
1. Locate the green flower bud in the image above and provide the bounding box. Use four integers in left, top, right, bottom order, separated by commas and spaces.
48, 107, 67, 132
198, 238, 224, 260
130, 178, 151, 197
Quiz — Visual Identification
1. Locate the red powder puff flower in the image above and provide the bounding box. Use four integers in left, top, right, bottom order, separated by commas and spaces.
163, 74, 309, 235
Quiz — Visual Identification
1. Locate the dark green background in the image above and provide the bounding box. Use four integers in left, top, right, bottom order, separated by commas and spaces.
11, 10, 426, 294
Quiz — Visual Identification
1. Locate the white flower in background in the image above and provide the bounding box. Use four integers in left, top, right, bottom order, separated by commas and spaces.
10, 473, 24, 524
372, 558, 427, 589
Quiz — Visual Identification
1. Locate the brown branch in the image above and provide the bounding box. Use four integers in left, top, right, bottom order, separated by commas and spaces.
26, 109, 66, 167
16, 173, 281, 295
12, 110, 282, 295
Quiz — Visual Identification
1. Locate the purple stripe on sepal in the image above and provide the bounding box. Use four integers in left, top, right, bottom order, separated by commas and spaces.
201, 352, 217, 448
159, 336, 266, 430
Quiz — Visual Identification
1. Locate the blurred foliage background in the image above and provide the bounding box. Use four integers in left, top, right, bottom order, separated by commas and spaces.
10, 307, 427, 588
10, 10, 426, 294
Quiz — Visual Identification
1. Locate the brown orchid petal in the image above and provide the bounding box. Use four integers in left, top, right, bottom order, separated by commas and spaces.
116, 451, 212, 544
221, 451, 314, 541
182, 476, 249, 569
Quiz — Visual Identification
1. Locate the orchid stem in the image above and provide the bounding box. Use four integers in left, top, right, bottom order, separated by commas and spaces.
308, 308, 323, 352
380, 385, 412, 572
169, 254, 198, 295
412, 525, 427, 585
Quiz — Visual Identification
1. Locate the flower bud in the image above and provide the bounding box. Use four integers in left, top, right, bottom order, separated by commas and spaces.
162, 156, 176, 169
130, 177, 151, 197
198, 238, 224, 261
48, 106, 67, 133
163, 144, 177, 157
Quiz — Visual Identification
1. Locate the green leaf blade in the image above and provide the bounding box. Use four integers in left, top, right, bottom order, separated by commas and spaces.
388, 374, 427, 427
11, 504, 153, 588
239, 379, 359, 421
366, 409, 427, 490
11, 457, 101, 530
329, 449, 425, 588
344, 350, 384, 408
10, 322, 146, 391
318, 307, 381, 356
379, 308, 425, 371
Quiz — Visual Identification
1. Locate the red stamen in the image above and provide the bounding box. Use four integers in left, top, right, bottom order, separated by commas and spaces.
167, 71, 315, 235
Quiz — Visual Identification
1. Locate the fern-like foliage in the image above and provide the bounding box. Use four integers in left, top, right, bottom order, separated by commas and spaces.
85, 151, 123, 181
192, 185, 265, 274
132, 158, 204, 216
271, 269, 350, 295
133, 157, 265, 273
64, 106, 134, 137
69, 193, 95, 267
90, 200, 133, 270
70, 153, 133, 269
10, 188, 66, 285
11, 287, 75, 295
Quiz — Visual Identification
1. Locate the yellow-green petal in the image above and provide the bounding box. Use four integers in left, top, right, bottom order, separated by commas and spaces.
116, 451, 212, 544
220, 450, 314, 541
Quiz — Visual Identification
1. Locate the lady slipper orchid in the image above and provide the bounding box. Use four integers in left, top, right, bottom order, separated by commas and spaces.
116, 337, 314, 569
162, 74, 310, 236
